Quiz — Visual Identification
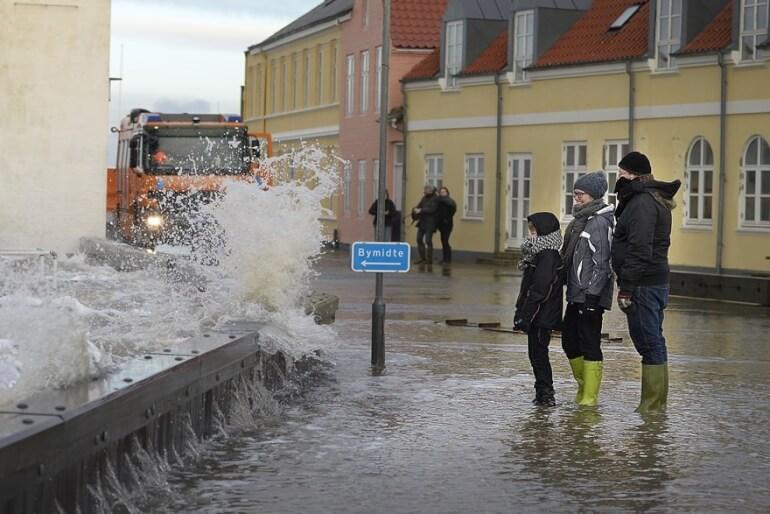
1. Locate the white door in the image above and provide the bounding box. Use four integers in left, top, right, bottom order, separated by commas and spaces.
506, 154, 531, 248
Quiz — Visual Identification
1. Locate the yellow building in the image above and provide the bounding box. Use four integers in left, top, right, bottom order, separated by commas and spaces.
243, 0, 353, 242
403, 0, 770, 303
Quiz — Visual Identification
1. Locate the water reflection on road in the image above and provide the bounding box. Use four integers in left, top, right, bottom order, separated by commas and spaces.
153, 252, 770, 513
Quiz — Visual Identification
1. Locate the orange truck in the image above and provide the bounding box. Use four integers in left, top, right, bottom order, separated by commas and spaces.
107, 109, 272, 248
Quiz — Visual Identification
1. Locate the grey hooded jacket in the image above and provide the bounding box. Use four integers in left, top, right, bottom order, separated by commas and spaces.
565, 203, 615, 310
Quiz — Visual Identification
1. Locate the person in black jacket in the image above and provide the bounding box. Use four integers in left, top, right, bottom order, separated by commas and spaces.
612, 151, 681, 413
368, 190, 398, 241
436, 187, 457, 264
411, 185, 438, 264
514, 212, 564, 407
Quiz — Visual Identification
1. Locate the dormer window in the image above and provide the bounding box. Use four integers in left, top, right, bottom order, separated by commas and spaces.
656, 0, 682, 70
512, 10, 534, 82
610, 4, 641, 30
445, 20, 464, 88
740, 0, 769, 61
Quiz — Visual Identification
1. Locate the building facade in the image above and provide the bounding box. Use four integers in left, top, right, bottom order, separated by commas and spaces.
0, 0, 111, 253
403, 0, 770, 279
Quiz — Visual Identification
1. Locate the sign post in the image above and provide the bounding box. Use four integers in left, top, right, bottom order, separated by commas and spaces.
371, 0, 392, 375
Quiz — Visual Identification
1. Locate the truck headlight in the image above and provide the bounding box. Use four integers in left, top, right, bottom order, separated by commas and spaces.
145, 214, 164, 229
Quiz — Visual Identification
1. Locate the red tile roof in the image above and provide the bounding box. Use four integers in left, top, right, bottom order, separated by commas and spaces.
391, 0, 448, 49
402, 48, 441, 81
463, 29, 508, 75
533, 0, 651, 69
678, 0, 733, 55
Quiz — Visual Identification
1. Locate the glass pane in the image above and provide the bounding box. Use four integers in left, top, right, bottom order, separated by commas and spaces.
672, 18, 681, 41
690, 140, 702, 165
438, 158, 443, 174
512, 222, 518, 238
565, 195, 571, 215
747, 138, 759, 165
762, 170, 770, 195
566, 174, 574, 190
578, 146, 587, 166
690, 196, 699, 219
512, 159, 519, 178
661, 0, 670, 17
747, 170, 756, 194
746, 6, 756, 32
746, 197, 755, 221
523, 199, 529, 216
608, 173, 617, 193
761, 138, 770, 164
524, 180, 530, 197
672, 0, 682, 16
761, 198, 770, 222
704, 195, 713, 220
704, 170, 713, 194
760, 4, 768, 30
690, 170, 700, 193
742, 35, 755, 60
512, 199, 519, 216
609, 145, 617, 165
478, 179, 484, 195
468, 181, 475, 195
512, 181, 519, 197
566, 146, 575, 166
622, 144, 630, 156
478, 158, 484, 175
704, 141, 714, 165
524, 159, 531, 178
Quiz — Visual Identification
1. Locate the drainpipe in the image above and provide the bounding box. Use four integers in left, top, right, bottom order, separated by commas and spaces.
400, 81, 409, 240
626, 61, 635, 150
493, 73, 503, 255
716, 52, 728, 274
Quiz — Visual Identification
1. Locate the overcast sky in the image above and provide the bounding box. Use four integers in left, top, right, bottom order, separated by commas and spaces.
109, 0, 318, 124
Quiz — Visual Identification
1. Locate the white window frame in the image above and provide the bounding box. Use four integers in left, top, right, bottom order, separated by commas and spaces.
561, 142, 588, 220
444, 20, 464, 89
375, 46, 383, 113
425, 154, 444, 189
281, 58, 288, 112
291, 54, 298, 110
656, 0, 682, 70
346, 54, 355, 115
358, 159, 367, 214
343, 162, 352, 212
740, 135, 770, 228
507, 153, 532, 247
372, 159, 380, 203
740, 0, 769, 62
602, 140, 630, 206
393, 143, 404, 210
512, 10, 534, 83
304, 51, 311, 107
331, 45, 338, 102
464, 154, 485, 219
270, 60, 277, 113
360, 50, 370, 113
684, 137, 715, 226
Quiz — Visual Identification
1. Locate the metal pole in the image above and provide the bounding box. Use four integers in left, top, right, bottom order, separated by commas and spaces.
372, 0, 391, 374
716, 52, 727, 274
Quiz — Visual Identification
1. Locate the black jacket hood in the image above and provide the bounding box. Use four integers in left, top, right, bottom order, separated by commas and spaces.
527, 212, 560, 237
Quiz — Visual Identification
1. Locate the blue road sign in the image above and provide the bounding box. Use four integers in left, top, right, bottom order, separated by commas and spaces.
351, 242, 411, 273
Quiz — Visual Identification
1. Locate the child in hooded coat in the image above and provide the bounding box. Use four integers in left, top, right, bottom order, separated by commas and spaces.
514, 212, 564, 406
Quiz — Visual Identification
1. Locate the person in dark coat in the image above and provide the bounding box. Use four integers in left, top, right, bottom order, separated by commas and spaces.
513, 212, 564, 407
411, 185, 438, 264
436, 187, 457, 264
612, 151, 681, 413
560, 171, 615, 407
368, 190, 398, 241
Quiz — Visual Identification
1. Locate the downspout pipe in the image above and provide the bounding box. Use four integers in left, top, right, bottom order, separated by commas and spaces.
626, 61, 635, 150
400, 81, 408, 239
493, 73, 503, 255
716, 52, 728, 274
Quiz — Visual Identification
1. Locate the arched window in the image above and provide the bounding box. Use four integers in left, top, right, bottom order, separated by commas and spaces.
685, 137, 714, 225
741, 135, 770, 227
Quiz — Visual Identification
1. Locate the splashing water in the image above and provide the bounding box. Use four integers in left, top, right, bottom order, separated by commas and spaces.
0, 144, 341, 405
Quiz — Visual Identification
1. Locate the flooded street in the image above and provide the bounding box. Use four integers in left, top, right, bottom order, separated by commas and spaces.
154, 251, 770, 513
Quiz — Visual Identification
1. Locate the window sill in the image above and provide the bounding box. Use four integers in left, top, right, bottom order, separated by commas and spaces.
737, 225, 770, 233
461, 215, 484, 222
681, 222, 713, 231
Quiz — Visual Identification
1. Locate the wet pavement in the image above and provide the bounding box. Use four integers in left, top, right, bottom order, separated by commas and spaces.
152, 250, 770, 513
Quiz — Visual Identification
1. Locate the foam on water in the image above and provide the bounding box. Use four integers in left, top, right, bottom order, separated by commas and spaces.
0, 144, 341, 404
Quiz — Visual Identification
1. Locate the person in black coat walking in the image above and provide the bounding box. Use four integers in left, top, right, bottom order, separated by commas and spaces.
513, 212, 564, 407
411, 185, 438, 264
435, 187, 457, 264
368, 190, 398, 241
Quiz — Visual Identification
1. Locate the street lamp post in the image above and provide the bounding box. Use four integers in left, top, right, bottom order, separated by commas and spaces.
371, 0, 391, 374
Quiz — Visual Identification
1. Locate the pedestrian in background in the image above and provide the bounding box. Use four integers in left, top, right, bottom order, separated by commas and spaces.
368, 189, 397, 241
513, 212, 564, 407
412, 185, 438, 265
560, 171, 615, 407
436, 187, 456, 264
612, 151, 681, 413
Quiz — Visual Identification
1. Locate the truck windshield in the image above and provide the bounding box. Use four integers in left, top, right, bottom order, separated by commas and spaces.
143, 127, 249, 175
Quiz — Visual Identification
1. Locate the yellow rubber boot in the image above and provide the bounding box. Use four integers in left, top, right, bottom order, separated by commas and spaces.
578, 360, 603, 407
568, 357, 585, 404
636, 363, 668, 413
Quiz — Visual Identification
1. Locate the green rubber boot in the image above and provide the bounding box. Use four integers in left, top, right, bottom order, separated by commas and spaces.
568, 357, 585, 404
636, 363, 668, 413
578, 360, 603, 407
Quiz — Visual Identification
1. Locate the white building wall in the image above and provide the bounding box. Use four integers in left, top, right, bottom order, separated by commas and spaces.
0, 0, 110, 253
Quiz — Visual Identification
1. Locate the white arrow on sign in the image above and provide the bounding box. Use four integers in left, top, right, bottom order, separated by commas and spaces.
361, 260, 401, 267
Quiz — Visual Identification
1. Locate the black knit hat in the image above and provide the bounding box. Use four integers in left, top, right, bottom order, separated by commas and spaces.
618, 151, 651, 175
